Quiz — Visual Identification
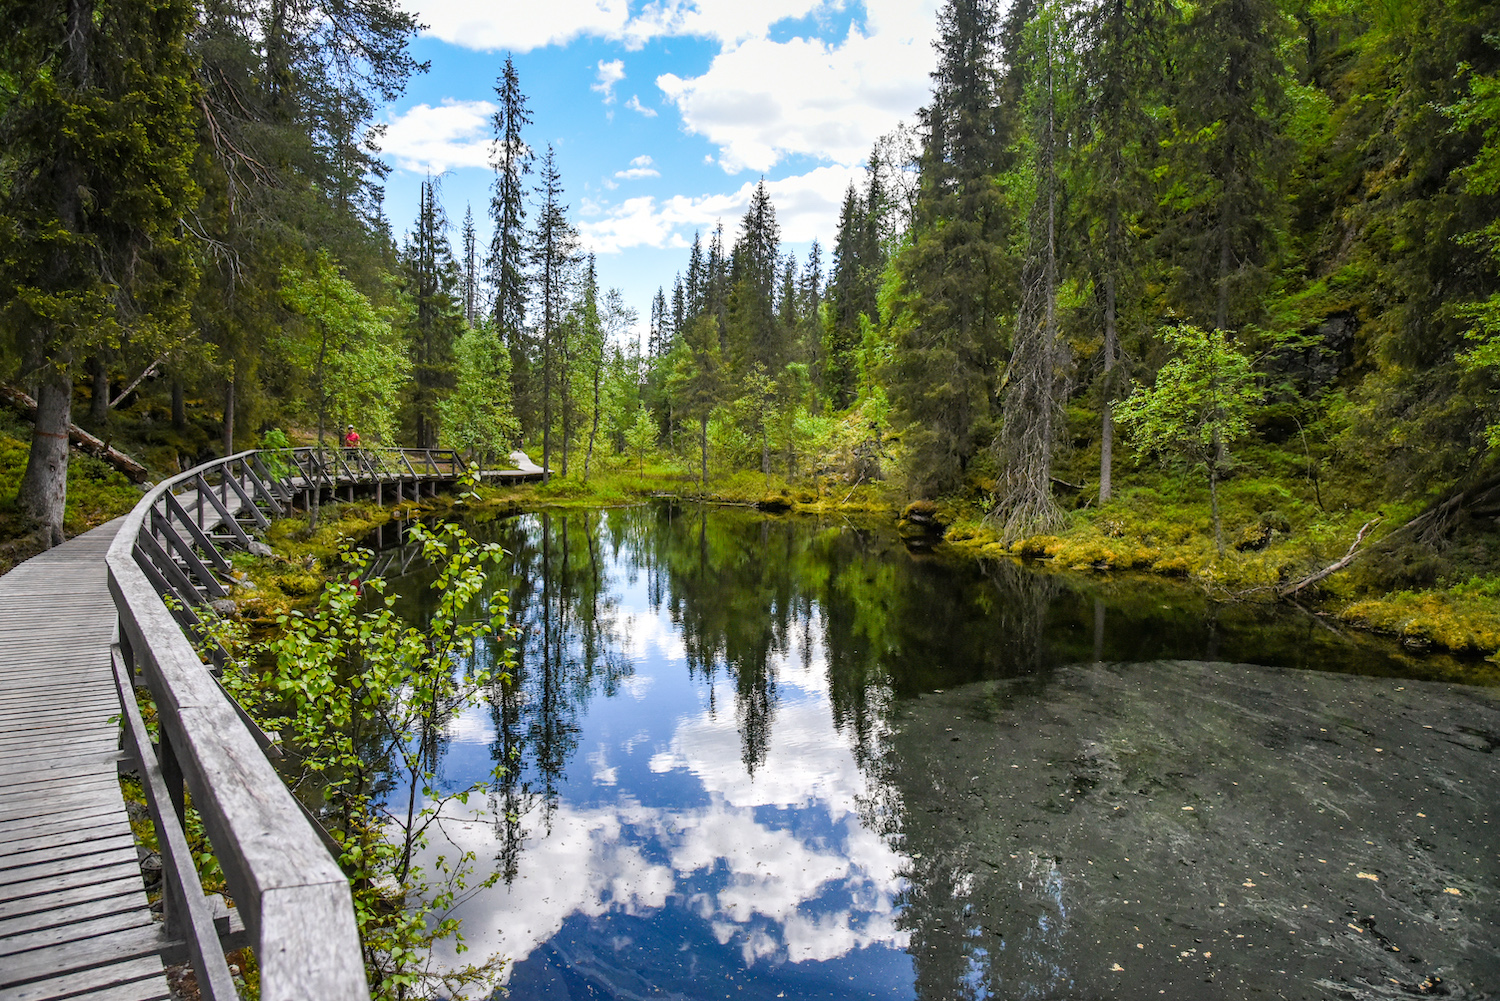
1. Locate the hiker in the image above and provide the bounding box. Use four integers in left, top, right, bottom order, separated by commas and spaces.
343, 424, 360, 448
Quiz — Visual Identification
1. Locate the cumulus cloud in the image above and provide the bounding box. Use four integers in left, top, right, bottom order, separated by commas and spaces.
577, 164, 861, 255
403, 0, 935, 175
614, 154, 660, 180
592, 58, 626, 103
407, 0, 632, 52
658, 0, 939, 173
380, 99, 496, 174
410, 0, 836, 53
624, 94, 658, 117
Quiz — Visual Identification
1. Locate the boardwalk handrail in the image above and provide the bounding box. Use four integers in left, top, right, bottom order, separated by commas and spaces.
105, 445, 459, 1000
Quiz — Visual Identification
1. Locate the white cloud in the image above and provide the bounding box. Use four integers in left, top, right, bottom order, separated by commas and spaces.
592, 58, 626, 103
407, 0, 632, 52
624, 94, 658, 117
380, 99, 496, 174
657, 0, 939, 173
614, 153, 660, 180
578, 164, 861, 255
409, 0, 836, 53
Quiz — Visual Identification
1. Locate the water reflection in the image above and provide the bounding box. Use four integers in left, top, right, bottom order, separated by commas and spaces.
384, 506, 1499, 1000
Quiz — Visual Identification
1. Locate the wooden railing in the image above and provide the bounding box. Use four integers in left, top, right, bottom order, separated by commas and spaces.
105, 446, 460, 1000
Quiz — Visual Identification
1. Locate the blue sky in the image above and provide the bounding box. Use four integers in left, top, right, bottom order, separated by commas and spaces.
378, 0, 940, 341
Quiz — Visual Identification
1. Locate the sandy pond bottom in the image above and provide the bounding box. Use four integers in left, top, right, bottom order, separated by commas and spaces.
883, 659, 1499, 1000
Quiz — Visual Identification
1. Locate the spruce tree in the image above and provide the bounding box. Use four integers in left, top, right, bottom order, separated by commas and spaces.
1071, 0, 1177, 503
401, 177, 460, 448
726, 181, 783, 378
461, 204, 480, 326
489, 56, 535, 431
532, 146, 577, 482
2, 0, 201, 544
887, 0, 1014, 494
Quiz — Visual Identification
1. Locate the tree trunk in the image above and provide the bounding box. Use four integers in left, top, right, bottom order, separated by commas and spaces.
1209, 430, 1225, 556
89, 356, 109, 427
584, 365, 601, 483
171, 376, 185, 430
1100, 267, 1117, 505
699, 415, 709, 492
222, 377, 236, 456
17, 370, 72, 547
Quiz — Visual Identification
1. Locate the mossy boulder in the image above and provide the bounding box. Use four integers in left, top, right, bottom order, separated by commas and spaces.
898, 499, 951, 540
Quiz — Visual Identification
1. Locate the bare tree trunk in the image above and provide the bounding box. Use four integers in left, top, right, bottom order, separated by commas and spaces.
17, 369, 72, 547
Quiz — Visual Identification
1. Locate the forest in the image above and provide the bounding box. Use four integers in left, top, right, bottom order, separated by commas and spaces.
3, 0, 1500, 634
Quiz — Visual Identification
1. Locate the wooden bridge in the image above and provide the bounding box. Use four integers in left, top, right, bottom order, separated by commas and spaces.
0, 447, 541, 1000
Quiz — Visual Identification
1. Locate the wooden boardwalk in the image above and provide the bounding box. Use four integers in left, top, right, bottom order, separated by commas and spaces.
0, 519, 171, 1001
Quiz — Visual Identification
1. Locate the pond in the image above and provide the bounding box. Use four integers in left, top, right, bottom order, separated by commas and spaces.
384, 505, 1500, 1000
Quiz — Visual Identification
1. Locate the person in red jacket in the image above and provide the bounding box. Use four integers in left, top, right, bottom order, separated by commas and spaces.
343, 424, 360, 448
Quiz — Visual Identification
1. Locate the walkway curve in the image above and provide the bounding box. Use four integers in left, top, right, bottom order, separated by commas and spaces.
1, 446, 541, 1000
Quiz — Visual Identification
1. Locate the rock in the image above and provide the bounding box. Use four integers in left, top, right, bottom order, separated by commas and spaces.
898, 499, 950, 542
756, 494, 793, 513
210, 598, 240, 618
235, 579, 258, 592
248, 540, 274, 558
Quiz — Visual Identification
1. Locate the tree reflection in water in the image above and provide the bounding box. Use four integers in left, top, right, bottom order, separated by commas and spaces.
382, 505, 1498, 999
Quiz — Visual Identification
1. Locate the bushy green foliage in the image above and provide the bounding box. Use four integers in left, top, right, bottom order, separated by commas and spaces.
224, 524, 514, 999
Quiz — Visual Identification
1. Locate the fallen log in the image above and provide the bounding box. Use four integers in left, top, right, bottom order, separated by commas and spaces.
1, 385, 151, 483
1278, 518, 1381, 598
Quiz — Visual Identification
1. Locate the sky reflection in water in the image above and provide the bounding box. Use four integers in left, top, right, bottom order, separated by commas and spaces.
385, 506, 1500, 1001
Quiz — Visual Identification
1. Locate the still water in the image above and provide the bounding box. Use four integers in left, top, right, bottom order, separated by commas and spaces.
385, 506, 1499, 1000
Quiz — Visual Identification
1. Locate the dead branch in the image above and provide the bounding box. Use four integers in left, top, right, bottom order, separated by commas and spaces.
1278, 518, 1381, 598
1, 385, 150, 483
109, 356, 163, 408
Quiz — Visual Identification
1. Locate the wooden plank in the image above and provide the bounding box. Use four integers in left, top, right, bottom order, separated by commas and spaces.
0, 809, 130, 848
0, 953, 166, 1001
150, 509, 226, 600
164, 492, 233, 576
21, 973, 172, 1001
0, 858, 141, 906
0, 790, 124, 826
0, 826, 132, 863
0, 747, 125, 772
0, 832, 136, 873
0, 843, 138, 887
0, 772, 122, 801
0, 874, 145, 922
0, 921, 167, 985
0, 890, 147, 941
